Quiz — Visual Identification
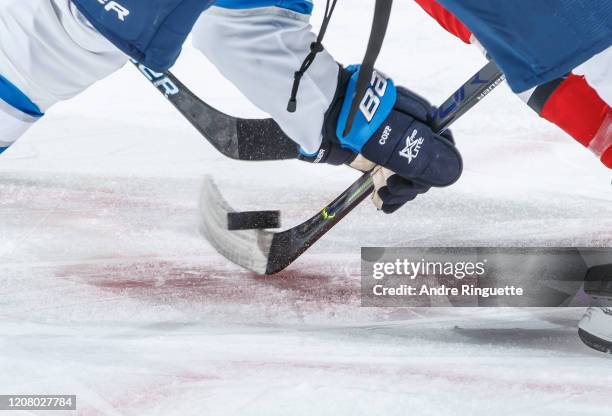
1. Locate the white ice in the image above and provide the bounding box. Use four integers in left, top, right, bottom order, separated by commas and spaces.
1, 1, 612, 415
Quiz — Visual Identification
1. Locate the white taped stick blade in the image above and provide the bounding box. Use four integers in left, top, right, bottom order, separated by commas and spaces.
199, 176, 273, 274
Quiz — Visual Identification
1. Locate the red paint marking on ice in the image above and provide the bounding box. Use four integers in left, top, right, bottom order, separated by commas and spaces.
75, 371, 220, 416
221, 359, 612, 397
56, 258, 363, 314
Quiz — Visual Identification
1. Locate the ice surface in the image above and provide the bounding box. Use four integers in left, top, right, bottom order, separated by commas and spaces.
1, 1, 611, 415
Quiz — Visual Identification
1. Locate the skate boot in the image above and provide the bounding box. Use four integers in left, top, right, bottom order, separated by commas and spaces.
578, 263, 612, 354
579, 308, 612, 354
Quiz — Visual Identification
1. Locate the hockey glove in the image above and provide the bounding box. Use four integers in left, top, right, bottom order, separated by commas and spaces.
301, 66, 462, 213
71, 0, 214, 71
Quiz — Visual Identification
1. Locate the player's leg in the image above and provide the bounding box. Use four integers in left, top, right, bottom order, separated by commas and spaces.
573, 48, 612, 167
0, 75, 42, 154
519, 74, 612, 168
413, 0, 612, 169
575, 47, 612, 107
0, 0, 127, 153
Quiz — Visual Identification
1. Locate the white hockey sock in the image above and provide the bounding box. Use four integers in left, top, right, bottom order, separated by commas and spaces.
0, 0, 127, 112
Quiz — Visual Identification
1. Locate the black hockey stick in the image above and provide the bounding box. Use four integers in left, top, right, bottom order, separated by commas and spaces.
132, 61, 299, 161
201, 61, 506, 274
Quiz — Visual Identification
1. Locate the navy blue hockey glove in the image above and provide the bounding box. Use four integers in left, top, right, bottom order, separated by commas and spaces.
71, 0, 214, 71
302, 65, 462, 213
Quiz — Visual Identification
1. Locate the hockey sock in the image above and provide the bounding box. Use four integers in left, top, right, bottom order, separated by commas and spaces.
0, 73, 43, 153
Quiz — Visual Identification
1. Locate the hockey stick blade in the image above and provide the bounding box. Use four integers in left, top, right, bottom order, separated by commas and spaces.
202, 61, 505, 274
133, 61, 299, 161
200, 176, 273, 274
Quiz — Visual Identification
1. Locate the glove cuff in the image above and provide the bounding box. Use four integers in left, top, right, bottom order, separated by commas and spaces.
334, 65, 397, 153
298, 141, 356, 165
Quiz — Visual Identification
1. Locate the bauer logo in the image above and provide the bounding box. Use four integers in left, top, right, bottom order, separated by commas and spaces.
313, 148, 327, 164
359, 71, 388, 122
97, 0, 130, 21
134, 62, 179, 97
398, 129, 424, 164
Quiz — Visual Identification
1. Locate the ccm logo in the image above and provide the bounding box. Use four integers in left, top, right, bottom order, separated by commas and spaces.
97, 0, 130, 21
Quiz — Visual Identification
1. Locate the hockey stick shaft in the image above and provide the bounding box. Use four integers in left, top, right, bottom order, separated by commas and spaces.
132, 61, 299, 161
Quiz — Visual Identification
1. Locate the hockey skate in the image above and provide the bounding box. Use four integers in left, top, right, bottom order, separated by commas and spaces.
579, 308, 612, 354
578, 263, 612, 354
